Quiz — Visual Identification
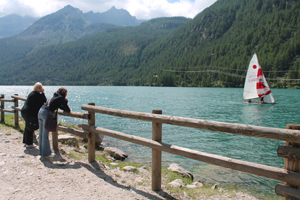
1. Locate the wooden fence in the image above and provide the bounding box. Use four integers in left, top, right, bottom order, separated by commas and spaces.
1, 94, 300, 199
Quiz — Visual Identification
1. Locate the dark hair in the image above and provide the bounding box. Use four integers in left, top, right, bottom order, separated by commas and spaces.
56, 87, 68, 97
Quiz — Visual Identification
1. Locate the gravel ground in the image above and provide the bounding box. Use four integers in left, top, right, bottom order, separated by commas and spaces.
0, 127, 259, 200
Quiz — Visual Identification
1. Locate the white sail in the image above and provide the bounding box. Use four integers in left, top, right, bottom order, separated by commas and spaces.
243, 54, 259, 100
243, 53, 276, 104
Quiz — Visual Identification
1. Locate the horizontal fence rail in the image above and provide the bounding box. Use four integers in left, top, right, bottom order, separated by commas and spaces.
78, 123, 300, 186
11, 95, 26, 101
81, 105, 300, 143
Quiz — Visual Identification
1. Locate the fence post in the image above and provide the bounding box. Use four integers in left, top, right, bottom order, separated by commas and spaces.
88, 103, 96, 163
152, 109, 162, 191
13, 94, 19, 127
0, 94, 4, 123
283, 124, 300, 200
52, 128, 59, 152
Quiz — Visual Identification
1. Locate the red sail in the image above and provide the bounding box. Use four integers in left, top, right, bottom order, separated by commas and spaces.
256, 68, 271, 98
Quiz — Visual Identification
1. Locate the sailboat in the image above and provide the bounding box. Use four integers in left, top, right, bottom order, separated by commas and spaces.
243, 53, 277, 104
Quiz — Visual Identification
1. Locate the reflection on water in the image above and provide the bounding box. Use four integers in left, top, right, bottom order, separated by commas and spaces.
241, 103, 264, 124
0, 86, 298, 198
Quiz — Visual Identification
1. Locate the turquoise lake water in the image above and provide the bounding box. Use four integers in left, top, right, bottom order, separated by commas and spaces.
1, 86, 299, 199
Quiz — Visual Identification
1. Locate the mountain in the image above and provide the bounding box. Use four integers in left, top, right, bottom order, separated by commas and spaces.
0, 5, 115, 66
84, 6, 145, 26
0, 17, 191, 85
0, 14, 38, 38
17, 5, 115, 46
0, 5, 145, 66
0, 5, 144, 39
0, 0, 299, 88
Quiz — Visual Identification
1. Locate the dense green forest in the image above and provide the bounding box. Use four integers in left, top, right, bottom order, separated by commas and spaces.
143, 0, 300, 88
0, 0, 299, 88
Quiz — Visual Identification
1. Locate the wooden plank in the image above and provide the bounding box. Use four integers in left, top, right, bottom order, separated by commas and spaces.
11, 95, 26, 101
152, 110, 162, 191
0, 99, 14, 102
57, 110, 89, 119
14, 94, 19, 127
87, 103, 95, 163
0, 109, 14, 113
276, 184, 300, 200
11, 106, 21, 111
0, 94, 4, 122
278, 145, 300, 160
78, 123, 300, 186
52, 131, 58, 151
283, 124, 300, 198
81, 105, 300, 143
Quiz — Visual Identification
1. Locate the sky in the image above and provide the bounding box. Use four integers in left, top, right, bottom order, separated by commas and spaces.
0, 0, 218, 19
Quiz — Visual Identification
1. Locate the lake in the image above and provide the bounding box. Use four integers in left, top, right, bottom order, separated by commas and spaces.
1, 86, 299, 199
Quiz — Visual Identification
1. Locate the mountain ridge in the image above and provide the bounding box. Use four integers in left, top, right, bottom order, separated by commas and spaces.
0, 5, 146, 39
0, 0, 299, 88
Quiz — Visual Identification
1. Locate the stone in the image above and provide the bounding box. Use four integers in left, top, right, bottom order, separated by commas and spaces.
211, 184, 218, 189
168, 163, 194, 180
168, 179, 184, 188
58, 135, 78, 147
95, 133, 104, 146
138, 167, 149, 174
193, 181, 204, 187
0, 161, 5, 167
15, 154, 25, 158
104, 147, 128, 161
110, 162, 119, 166
186, 184, 197, 188
122, 166, 136, 172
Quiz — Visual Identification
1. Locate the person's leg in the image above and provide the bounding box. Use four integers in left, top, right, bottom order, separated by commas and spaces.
41, 128, 51, 157
38, 110, 44, 156
23, 124, 28, 144
39, 109, 52, 157
23, 126, 34, 145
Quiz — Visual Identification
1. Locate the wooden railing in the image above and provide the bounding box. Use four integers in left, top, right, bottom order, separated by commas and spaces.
1, 93, 300, 199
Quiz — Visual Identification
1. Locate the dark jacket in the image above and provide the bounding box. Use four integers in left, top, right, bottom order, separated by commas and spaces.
21, 91, 47, 119
42, 93, 70, 112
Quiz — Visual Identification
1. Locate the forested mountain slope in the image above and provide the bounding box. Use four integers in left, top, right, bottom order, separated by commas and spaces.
142, 0, 300, 88
0, 17, 190, 85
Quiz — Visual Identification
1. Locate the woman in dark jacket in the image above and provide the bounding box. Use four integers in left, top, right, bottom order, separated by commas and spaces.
38, 87, 71, 159
21, 82, 47, 147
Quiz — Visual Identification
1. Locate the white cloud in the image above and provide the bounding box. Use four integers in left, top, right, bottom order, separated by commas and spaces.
0, 0, 217, 19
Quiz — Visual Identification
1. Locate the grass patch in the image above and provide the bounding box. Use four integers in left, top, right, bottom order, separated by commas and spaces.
68, 152, 87, 160
58, 121, 78, 129
95, 152, 111, 164
0, 114, 24, 132
162, 168, 193, 185
95, 151, 142, 174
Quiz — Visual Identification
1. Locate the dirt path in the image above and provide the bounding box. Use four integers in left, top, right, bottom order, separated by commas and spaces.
0, 127, 259, 200
0, 127, 167, 200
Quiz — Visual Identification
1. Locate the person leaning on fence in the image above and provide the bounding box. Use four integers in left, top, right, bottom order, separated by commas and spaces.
21, 82, 47, 148
38, 87, 71, 159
